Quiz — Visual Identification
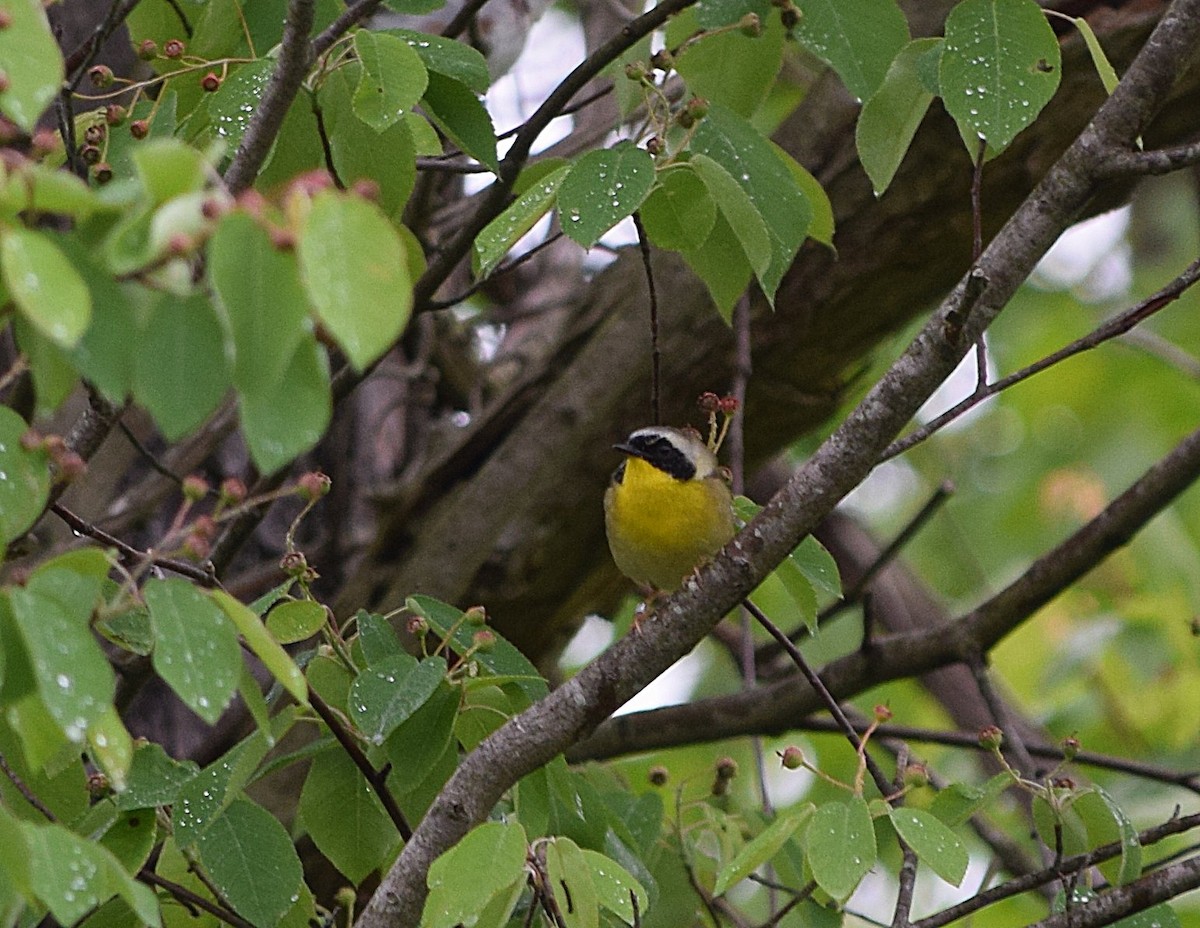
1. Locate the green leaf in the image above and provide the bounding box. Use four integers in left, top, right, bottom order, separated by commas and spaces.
789, 535, 842, 601
13, 315, 77, 414
0, 227, 91, 348
1114, 904, 1182, 928
384, 680, 460, 786
546, 837, 599, 928
205, 59, 276, 152
209, 210, 312, 395
173, 731, 275, 847
299, 747, 401, 885
421, 72, 499, 172
1075, 788, 1141, 887
0, 0, 64, 132
771, 141, 835, 248
696, 0, 769, 29
131, 137, 208, 206
265, 599, 327, 644
63, 243, 139, 402
383, 29, 490, 93
680, 211, 753, 318
857, 38, 941, 196
88, 707, 135, 792
98, 807, 157, 875
939, 0, 1061, 153
353, 31, 429, 132
355, 610, 405, 666
806, 797, 876, 900
0, 407, 49, 547
558, 141, 656, 248
194, 799, 304, 928
423, 822, 529, 928
350, 655, 447, 745
145, 578, 241, 725
407, 595, 548, 700
238, 333, 332, 475
473, 164, 570, 277
8, 586, 114, 743
132, 293, 230, 441
795, 0, 909, 101
689, 153, 770, 277
691, 105, 811, 300
22, 821, 159, 927
675, 11, 785, 117
929, 773, 1011, 826
638, 165, 717, 251
1073, 17, 1120, 95
320, 65, 417, 219
714, 805, 812, 895
297, 189, 412, 372
212, 589, 309, 705
0, 161, 100, 220
888, 807, 968, 886
116, 743, 200, 811
580, 848, 648, 923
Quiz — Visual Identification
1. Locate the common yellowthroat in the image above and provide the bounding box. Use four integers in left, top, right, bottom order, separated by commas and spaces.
604, 426, 736, 591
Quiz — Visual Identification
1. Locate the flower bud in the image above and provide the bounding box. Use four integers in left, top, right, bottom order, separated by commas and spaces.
712, 756, 738, 796
88, 65, 114, 88
648, 765, 669, 786
472, 629, 497, 652
280, 551, 308, 577
163, 38, 185, 59
83, 123, 106, 146
181, 475, 207, 504
1060, 736, 1080, 761
92, 162, 113, 184
79, 144, 102, 165
87, 772, 111, 797
219, 477, 247, 505
137, 39, 158, 60
200, 71, 221, 93
780, 745, 805, 769
697, 392, 721, 414
978, 725, 1004, 751
297, 471, 331, 502
649, 49, 674, 72
464, 605, 487, 626
903, 762, 929, 788
351, 178, 381, 202
406, 615, 429, 638
623, 61, 649, 83
874, 703, 893, 723
129, 119, 149, 140
105, 104, 126, 126
739, 12, 762, 36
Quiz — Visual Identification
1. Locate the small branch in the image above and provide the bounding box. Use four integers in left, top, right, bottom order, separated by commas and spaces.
0, 753, 58, 821
890, 755, 918, 928
223, 0, 317, 194
311, 0, 387, 59
440, 0, 496, 39
138, 868, 254, 928
50, 502, 217, 585
308, 687, 413, 841
63, 0, 143, 84
632, 212, 661, 425
883, 254, 1200, 461
914, 813, 1200, 928
744, 599, 893, 798
1101, 137, 1200, 177
966, 656, 1038, 779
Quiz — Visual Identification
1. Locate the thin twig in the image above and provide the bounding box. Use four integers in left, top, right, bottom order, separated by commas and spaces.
440, 0, 495, 39
891, 748, 919, 928
632, 212, 661, 425
971, 139, 988, 394
743, 599, 893, 798
63, 0, 143, 83
0, 753, 58, 821
138, 868, 254, 928
311, 0, 388, 59
308, 687, 413, 841
883, 254, 1200, 461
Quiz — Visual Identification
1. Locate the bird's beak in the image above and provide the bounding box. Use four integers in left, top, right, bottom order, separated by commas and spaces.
612, 442, 638, 457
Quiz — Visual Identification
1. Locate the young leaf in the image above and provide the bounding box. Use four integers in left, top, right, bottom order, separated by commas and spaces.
939, 0, 1061, 154
299, 747, 401, 885
473, 163, 570, 277
423, 821, 528, 928
794, 0, 909, 102
545, 837, 599, 928
193, 798, 304, 928
116, 743, 200, 812
929, 773, 1011, 826
132, 294, 230, 441
204, 59, 275, 152
675, 12, 785, 117
888, 807, 968, 886
0, 0, 64, 132
349, 655, 447, 744
714, 805, 813, 896
806, 797, 876, 900
857, 38, 941, 196
580, 848, 649, 923
297, 189, 412, 372
421, 72, 499, 172
0, 407, 49, 547
680, 212, 754, 319
1073, 17, 1120, 95
353, 31, 429, 133
87, 707, 135, 793
689, 154, 770, 278
0, 227, 91, 348
212, 590, 309, 704
173, 732, 275, 847
691, 104, 812, 301
558, 141, 656, 248
1075, 788, 1142, 887
145, 577, 241, 725
238, 333, 332, 475
385, 680, 460, 785
209, 210, 312, 395
639, 164, 718, 251
382, 29, 490, 93
265, 599, 327, 644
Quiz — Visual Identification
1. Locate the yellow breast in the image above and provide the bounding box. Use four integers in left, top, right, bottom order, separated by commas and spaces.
604, 456, 735, 590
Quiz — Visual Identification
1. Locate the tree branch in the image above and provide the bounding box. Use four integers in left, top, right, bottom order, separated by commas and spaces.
222, 0, 317, 194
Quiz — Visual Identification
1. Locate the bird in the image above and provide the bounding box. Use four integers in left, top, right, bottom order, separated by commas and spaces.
604, 426, 736, 592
